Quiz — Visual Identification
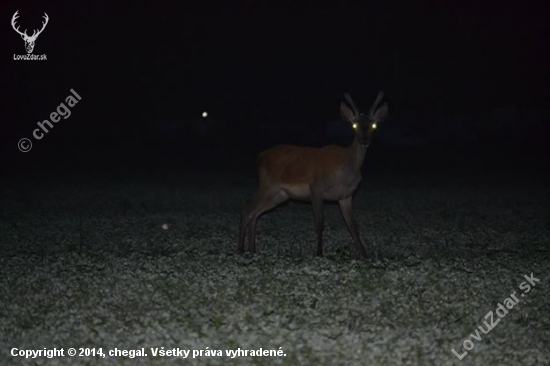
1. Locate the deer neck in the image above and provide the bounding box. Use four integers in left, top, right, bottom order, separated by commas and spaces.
344, 135, 368, 174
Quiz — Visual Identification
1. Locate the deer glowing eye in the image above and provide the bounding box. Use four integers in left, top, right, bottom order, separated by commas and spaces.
352, 123, 358, 130
371, 123, 377, 129
202, 111, 208, 118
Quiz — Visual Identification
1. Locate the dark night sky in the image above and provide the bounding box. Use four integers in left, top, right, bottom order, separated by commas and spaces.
2, 0, 549, 167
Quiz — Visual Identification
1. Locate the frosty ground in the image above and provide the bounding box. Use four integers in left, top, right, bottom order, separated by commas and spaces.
1, 164, 549, 366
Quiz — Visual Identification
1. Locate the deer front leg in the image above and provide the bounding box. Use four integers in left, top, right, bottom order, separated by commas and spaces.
310, 187, 325, 256
338, 196, 368, 259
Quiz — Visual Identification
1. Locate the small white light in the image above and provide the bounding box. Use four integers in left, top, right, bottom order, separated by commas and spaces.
352, 123, 358, 130
202, 111, 208, 118
162, 223, 169, 230
372, 123, 377, 129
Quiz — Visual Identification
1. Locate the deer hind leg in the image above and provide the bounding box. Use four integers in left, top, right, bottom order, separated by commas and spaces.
338, 196, 368, 259
247, 190, 289, 253
310, 186, 325, 256
238, 188, 288, 254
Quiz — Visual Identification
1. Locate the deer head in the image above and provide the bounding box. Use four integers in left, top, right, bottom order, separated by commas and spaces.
340, 92, 388, 147
12, 11, 49, 54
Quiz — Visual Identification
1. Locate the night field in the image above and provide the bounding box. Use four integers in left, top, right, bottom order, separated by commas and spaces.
1, 152, 549, 365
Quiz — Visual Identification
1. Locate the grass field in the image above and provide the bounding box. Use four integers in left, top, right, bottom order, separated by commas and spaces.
1, 163, 549, 365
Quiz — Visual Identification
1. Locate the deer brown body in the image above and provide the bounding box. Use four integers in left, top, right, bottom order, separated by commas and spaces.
238, 92, 388, 258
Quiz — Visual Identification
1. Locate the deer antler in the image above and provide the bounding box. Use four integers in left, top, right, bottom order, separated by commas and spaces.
344, 93, 361, 115
11, 11, 49, 40
369, 91, 384, 118
11, 11, 28, 38
31, 13, 49, 39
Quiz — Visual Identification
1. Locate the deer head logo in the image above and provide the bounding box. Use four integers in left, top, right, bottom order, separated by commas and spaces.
11, 10, 49, 54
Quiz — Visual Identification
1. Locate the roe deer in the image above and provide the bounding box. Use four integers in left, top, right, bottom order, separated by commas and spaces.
238, 92, 388, 258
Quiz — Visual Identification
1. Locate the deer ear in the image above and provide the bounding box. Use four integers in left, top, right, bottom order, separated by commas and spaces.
373, 102, 388, 122
340, 102, 355, 123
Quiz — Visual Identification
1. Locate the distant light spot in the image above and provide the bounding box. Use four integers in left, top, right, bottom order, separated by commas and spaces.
352, 123, 358, 130
372, 123, 377, 129
162, 223, 169, 230
202, 111, 208, 118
